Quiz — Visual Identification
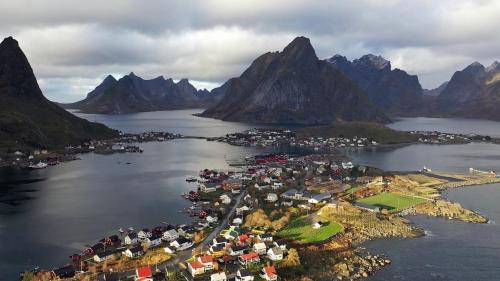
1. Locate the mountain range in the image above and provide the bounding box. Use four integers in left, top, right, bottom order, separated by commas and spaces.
4, 34, 500, 135
63, 73, 222, 114
0, 37, 116, 150
201, 37, 500, 123
326, 54, 424, 115
198, 37, 389, 124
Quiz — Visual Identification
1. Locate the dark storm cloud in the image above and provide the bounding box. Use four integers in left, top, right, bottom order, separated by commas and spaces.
0, 0, 499, 102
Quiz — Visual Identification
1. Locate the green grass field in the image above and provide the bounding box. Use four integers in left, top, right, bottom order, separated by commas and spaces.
277, 216, 343, 243
357, 192, 426, 211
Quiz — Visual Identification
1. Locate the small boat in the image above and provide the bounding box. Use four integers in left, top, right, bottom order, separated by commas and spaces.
186, 176, 198, 182
28, 162, 48, 169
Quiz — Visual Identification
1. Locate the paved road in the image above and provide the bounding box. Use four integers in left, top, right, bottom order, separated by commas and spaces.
98, 191, 246, 280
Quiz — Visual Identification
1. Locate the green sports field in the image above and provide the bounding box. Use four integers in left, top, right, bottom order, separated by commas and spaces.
357, 192, 427, 211
277, 216, 343, 243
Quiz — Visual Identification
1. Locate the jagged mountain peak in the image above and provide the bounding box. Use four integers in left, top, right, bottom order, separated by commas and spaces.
326, 54, 349, 64
465, 61, 485, 71
0, 36, 19, 48
200, 37, 389, 124
103, 74, 117, 83
0, 36, 41, 99
0, 37, 117, 148
486, 61, 500, 73
281, 36, 318, 64
354, 54, 391, 70
177, 78, 190, 85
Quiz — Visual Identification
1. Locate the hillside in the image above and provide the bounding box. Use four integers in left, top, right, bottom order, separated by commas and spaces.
296, 122, 417, 144
199, 37, 389, 125
0, 37, 117, 150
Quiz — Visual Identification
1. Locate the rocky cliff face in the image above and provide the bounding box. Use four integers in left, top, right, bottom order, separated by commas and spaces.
0, 37, 117, 149
199, 37, 389, 125
65, 74, 222, 114
327, 54, 424, 115
436, 61, 500, 120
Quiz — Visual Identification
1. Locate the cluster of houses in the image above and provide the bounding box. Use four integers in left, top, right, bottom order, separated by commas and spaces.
185, 226, 286, 281
213, 128, 378, 149
43, 152, 373, 281
239, 155, 367, 209
10, 131, 182, 168
412, 131, 494, 144
117, 131, 182, 143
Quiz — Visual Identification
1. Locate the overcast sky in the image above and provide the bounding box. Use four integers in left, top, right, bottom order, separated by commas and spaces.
1, 0, 499, 102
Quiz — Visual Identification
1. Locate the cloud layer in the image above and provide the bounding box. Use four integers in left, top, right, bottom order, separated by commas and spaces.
1, 0, 499, 102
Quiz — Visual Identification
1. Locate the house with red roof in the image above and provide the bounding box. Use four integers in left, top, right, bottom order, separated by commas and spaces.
188, 260, 205, 277
198, 254, 215, 271
260, 266, 278, 281
238, 252, 260, 265
238, 234, 250, 244
135, 266, 153, 281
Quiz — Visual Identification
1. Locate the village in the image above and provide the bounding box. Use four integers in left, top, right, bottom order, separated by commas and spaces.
0, 131, 182, 169
21, 146, 500, 281
210, 129, 378, 149
210, 128, 499, 150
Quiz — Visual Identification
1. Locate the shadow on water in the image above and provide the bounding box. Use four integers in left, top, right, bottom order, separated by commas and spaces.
0, 168, 46, 207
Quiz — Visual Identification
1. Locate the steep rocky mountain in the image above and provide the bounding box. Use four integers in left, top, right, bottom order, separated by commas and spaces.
0, 37, 117, 150
327, 54, 424, 115
423, 81, 448, 96
64, 74, 222, 114
199, 37, 389, 125
436, 61, 500, 120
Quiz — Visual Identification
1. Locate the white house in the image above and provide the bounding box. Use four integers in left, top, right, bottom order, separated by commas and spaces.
260, 266, 278, 281
252, 242, 267, 255
144, 234, 162, 247
273, 241, 287, 251
267, 247, 284, 261
272, 182, 283, 190
188, 260, 205, 277
232, 217, 243, 225
123, 246, 144, 258
163, 246, 175, 254
210, 272, 227, 281
138, 229, 152, 240
199, 183, 218, 193
206, 215, 219, 224
308, 193, 332, 204
170, 238, 193, 250
266, 193, 278, 202
257, 233, 273, 242
198, 255, 214, 271
220, 194, 232, 205
254, 183, 270, 190
93, 249, 118, 263
124, 233, 140, 245
162, 229, 179, 241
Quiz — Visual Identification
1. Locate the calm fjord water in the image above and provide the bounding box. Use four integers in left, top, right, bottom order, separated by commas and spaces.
1, 110, 500, 281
